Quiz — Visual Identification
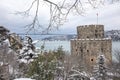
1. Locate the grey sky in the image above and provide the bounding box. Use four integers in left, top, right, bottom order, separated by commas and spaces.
0, 0, 120, 34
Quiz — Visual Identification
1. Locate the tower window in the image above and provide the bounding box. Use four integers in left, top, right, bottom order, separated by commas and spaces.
80, 48, 83, 53
87, 36, 89, 38
76, 49, 77, 51
101, 48, 103, 52
87, 50, 89, 53
95, 30, 98, 32
95, 34, 97, 38
91, 59, 93, 61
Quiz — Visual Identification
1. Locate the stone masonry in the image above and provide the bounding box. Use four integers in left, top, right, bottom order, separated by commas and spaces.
71, 24, 112, 72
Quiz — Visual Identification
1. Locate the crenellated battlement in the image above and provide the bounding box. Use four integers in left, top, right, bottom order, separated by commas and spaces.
77, 24, 104, 39
77, 24, 104, 27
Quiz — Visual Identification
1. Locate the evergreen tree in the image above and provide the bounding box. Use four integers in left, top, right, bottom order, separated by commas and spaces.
93, 55, 108, 80
27, 46, 65, 80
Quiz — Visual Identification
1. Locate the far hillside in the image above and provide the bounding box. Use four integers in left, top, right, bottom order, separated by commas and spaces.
42, 30, 120, 41
105, 30, 120, 41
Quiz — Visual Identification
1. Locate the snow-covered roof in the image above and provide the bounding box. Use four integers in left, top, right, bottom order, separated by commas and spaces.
14, 78, 35, 80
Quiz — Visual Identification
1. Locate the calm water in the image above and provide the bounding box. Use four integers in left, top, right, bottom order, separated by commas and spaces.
35, 41, 120, 61
35, 41, 120, 52
35, 41, 70, 51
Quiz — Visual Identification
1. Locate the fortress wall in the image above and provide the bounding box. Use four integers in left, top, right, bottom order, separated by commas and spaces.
71, 24, 112, 72
77, 25, 104, 39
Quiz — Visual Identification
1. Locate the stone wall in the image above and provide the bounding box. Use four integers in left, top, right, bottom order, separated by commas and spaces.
77, 25, 104, 39
71, 24, 112, 72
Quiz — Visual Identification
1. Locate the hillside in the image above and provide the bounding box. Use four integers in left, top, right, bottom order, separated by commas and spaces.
105, 30, 120, 41
42, 30, 120, 41
42, 35, 77, 41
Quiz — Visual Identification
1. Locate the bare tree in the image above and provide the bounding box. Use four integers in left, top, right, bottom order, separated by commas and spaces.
15, 0, 119, 33
114, 49, 120, 64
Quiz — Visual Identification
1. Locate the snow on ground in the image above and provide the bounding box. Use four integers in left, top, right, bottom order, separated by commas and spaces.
14, 78, 34, 80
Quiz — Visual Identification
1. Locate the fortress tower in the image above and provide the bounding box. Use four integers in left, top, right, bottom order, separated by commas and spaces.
71, 24, 112, 72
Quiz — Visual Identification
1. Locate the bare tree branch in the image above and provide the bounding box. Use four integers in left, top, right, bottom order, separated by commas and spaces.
44, 0, 62, 13
15, 0, 37, 17
15, 0, 119, 34
65, 0, 78, 18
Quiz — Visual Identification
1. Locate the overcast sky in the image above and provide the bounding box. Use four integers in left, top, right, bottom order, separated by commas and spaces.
0, 0, 120, 34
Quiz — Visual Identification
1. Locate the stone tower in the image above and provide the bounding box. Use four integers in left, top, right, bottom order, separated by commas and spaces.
71, 24, 112, 72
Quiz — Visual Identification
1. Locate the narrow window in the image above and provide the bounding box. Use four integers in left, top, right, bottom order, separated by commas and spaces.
80, 48, 83, 53
87, 36, 89, 38
87, 50, 89, 53
76, 49, 77, 51
95, 30, 98, 32
95, 34, 97, 38
101, 48, 103, 52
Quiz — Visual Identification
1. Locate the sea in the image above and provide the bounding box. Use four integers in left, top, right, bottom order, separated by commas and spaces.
35, 40, 70, 51
21, 35, 120, 53
21, 35, 120, 61
34, 40, 120, 61
35, 40, 119, 52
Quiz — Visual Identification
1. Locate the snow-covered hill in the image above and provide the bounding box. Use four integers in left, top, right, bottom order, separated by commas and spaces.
105, 30, 120, 41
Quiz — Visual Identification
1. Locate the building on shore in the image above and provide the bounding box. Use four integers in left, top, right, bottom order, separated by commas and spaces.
71, 24, 112, 72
